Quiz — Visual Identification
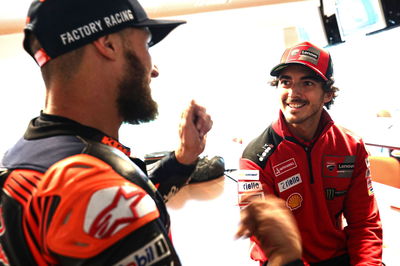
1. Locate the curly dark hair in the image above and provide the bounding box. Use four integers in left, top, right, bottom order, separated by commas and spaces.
269, 77, 339, 110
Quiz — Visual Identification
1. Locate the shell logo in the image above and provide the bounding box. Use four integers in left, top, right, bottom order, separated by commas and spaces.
286, 193, 303, 211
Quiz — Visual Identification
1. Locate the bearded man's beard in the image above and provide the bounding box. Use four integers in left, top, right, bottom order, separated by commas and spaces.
117, 50, 158, 125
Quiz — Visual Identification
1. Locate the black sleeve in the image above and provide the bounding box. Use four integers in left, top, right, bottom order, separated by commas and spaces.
242, 125, 283, 169
147, 151, 196, 201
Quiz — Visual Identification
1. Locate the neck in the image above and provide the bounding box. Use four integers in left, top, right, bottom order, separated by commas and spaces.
287, 122, 318, 142
44, 71, 122, 139
44, 103, 121, 139
285, 110, 324, 143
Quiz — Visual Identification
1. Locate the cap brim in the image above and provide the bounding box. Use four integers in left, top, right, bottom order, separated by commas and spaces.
270, 62, 328, 81
137, 19, 186, 47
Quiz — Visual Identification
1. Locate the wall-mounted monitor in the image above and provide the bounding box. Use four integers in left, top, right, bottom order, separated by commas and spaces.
335, 0, 387, 39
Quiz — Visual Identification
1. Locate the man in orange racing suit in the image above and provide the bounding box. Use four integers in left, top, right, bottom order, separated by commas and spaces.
240, 42, 382, 265
0, 0, 213, 264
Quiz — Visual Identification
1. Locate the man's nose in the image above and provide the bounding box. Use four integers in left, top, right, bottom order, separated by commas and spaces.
288, 82, 302, 96
151, 65, 159, 78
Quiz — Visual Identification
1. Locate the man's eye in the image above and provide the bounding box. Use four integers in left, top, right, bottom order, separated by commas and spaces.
147, 38, 153, 47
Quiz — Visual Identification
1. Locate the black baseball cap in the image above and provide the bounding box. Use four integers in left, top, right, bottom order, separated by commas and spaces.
23, 0, 186, 66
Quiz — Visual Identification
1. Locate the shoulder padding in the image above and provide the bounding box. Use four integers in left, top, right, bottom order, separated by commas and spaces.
242, 126, 283, 169
40, 154, 160, 259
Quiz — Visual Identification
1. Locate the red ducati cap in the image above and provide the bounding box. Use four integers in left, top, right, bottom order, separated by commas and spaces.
270, 42, 333, 81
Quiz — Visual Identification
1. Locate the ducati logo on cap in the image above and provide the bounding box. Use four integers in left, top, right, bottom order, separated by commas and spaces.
298, 47, 320, 65
287, 46, 320, 66
290, 49, 300, 56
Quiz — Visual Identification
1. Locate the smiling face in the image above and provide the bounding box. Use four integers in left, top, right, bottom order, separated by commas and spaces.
277, 64, 333, 133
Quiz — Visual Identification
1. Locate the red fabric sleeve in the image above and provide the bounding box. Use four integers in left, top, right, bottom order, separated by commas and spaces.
240, 158, 275, 195
239, 158, 271, 263
343, 142, 383, 265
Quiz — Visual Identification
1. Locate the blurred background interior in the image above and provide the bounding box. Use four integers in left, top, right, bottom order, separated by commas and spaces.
1, 0, 399, 164
1, 0, 399, 265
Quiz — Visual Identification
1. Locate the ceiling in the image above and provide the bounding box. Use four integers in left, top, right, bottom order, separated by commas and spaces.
0, 0, 311, 35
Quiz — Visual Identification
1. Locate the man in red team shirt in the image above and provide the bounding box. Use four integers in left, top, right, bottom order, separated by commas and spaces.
240, 42, 383, 265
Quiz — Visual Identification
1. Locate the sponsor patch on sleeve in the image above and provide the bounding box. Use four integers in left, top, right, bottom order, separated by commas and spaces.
238, 192, 265, 209
235, 170, 260, 181
367, 177, 374, 196
114, 234, 171, 266
235, 170, 264, 208
238, 181, 262, 193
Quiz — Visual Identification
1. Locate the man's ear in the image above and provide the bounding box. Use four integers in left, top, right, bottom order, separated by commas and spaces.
92, 34, 119, 60
324, 91, 334, 103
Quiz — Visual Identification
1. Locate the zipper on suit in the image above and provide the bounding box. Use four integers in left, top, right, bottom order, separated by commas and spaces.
304, 146, 314, 184
285, 136, 315, 184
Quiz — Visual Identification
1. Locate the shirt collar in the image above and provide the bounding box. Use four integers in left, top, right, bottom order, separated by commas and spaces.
273, 109, 334, 146
25, 112, 131, 156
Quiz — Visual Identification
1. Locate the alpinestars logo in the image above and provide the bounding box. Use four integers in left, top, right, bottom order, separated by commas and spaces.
85, 186, 157, 238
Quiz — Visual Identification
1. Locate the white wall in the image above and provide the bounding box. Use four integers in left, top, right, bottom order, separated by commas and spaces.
119, 1, 328, 166
1, 1, 399, 164
326, 28, 400, 150
0, 33, 44, 156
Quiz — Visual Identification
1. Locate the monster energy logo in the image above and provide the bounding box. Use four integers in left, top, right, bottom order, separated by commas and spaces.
325, 188, 347, 200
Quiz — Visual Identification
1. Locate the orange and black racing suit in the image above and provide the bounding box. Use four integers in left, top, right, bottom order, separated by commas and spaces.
0, 113, 195, 265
